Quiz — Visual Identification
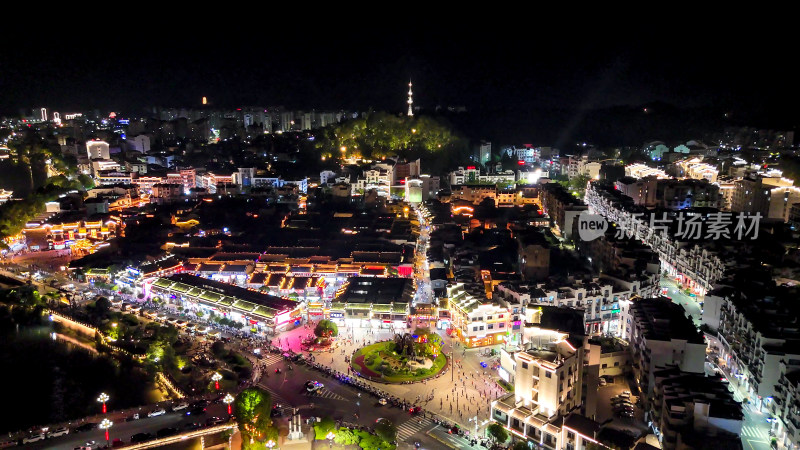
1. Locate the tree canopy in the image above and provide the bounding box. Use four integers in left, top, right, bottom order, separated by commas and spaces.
314, 319, 339, 338
487, 422, 509, 445
233, 387, 275, 448
373, 418, 397, 445
314, 112, 469, 174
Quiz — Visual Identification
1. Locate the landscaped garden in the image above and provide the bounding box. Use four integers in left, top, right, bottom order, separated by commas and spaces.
350, 328, 447, 383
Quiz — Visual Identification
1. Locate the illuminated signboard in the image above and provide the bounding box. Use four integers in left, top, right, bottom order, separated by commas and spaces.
330, 312, 344, 318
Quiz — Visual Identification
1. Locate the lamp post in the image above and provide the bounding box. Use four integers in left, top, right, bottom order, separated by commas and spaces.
99, 418, 112, 447
211, 372, 222, 391
326, 431, 335, 448
266, 439, 276, 449
97, 392, 109, 414
222, 393, 234, 415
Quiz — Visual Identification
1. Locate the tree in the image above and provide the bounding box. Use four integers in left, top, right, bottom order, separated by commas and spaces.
374, 418, 397, 444
313, 416, 336, 439
233, 387, 274, 447
334, 428, 359, 445
314, 319, 339, 338
510, 442, 529, 450
487, 423, 508, 445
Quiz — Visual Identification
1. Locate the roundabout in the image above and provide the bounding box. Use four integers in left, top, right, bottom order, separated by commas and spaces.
349, 329, 448, 383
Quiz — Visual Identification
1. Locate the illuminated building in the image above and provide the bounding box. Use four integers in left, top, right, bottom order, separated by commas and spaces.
446, 283, 510, 348
149, 274, 302, 333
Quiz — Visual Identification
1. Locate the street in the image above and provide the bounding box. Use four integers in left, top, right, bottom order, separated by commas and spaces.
27, 404, 229, 450
256, 355, 482, 449
660, 278, 702, 326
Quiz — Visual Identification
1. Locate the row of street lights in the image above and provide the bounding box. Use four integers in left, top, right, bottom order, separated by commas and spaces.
97, 392, 112, 447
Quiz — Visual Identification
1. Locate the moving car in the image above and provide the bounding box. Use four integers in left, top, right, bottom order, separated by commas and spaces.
172, 403, 189, 411
306, 381, 324, 392
130, 433, 153, 443
111, 438, 125, 447
188, 406, 207, 416
147, 408, 166, 417
125, 413, 140, 421
184, 422, 203, 430
156, 427, 178, 438
206, 416, 228, 426
22, 433, 45, 444
47, 427, 69, 438
73, 423, 97, 433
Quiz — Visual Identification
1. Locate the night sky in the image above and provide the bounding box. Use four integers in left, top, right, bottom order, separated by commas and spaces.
1, 24, 796, 128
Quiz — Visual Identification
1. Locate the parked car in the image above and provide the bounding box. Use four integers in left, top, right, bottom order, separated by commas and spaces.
111, 438, 125, 447
147, 408, 166, 417
207, 330, 221, 338
196, 326, 209, 334
172, 403, 189, 411
175, 320, 188, 328
47, 427, 69, 438
379, 398, 388, 405
618, 392, 631, 399
599, 378, 607, 386
125, 413, 140, 421
128, 305, 142, 313
22, 433, 45, 444
156, 313, 168, 322
143, 310, 158, 319
130, 433, 153, 443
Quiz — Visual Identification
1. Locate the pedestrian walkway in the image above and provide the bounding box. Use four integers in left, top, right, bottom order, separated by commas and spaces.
304, 388, 347, 401
258, 354, 284, 368
741, 425, 770, 440
396, 417, 436, 442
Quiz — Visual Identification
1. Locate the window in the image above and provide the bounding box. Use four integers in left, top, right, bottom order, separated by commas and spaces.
545, 372, 551, 378
499, 322, 505, 328
488, 324, 494, 329
479, 326, 484, 330
614, 361, 620, 367
473, 326, 478, 331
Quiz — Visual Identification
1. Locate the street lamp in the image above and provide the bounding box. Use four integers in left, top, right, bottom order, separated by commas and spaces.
97, 392, 109, 414
99, 418, 112, 447
265, 439, 276, 449
211, 372, 222, 390
326, 431, 335, 448
222, 393, 234, 415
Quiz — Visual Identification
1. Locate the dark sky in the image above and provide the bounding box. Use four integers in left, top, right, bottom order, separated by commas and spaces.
1, 24, 796, 126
